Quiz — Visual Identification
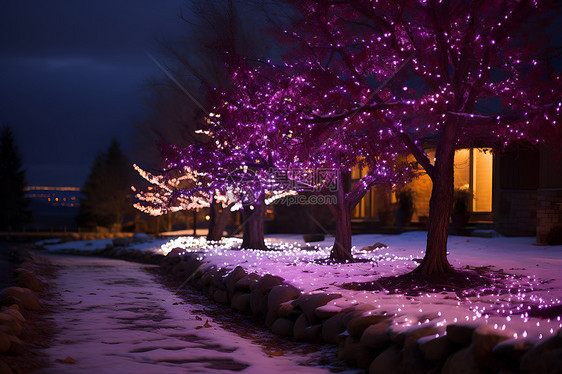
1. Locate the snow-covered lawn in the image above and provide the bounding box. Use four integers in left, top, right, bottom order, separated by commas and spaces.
44, 232, 562, 343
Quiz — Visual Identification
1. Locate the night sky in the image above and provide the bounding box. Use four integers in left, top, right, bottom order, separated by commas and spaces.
0, 1, 187, 187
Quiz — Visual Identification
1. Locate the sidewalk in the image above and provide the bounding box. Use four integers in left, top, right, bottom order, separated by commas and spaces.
34, 253, 340, 374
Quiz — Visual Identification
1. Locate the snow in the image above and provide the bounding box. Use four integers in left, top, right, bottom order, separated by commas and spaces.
41, 232, 562, 348
38, 254, 344, 373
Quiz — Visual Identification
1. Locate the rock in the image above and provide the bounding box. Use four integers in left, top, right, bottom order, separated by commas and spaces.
112, 237, 132, 247
369, 345, 402, 374
493, 338, 534, 359
322, 313, 347, 344
401, 340, 433, 374
8, 335, 25, 355
212, 289, 228, 304
0, 332, 11, 354
0, 287, 40, 311
404, 325, 441, 347
315, 304, 342, 319
250, 274, 284, 315
224, 266, 247, 296
200, 267, 220, 287
271, 318, 294, 337
360, 319, 392, 348
419, 335, 455, 363
520, 330, 562, 374
293, 293, 342, 323
277, 301, 294, 318
268, 285, 301, 314
0, 314, 22, 336
234, 273, 261, 292
0, 360, 13, 374
303, 324, 323, 343
441, 347, 481, 374
293, 313, 309, 341
265, 309, 278, 328
132, 233, 151, 242
2, 309, 24, 323
231, 293, 251, 314
472, 325, 511, 371
347, 314, 390, 338
16, 269, 44, 292
339, 336, 376, 369
446, 323, 480, 346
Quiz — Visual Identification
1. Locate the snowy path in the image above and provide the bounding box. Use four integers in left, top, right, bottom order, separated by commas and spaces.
36, 254, 335, 374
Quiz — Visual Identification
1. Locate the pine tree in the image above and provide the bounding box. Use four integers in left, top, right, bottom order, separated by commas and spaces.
78, 139, 132, 231
0, 124, 29, 231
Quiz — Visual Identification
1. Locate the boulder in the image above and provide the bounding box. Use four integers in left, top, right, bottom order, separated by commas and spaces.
271, 318, 294, 337
112, 236, 133, 247
360, 319, 392, 349
441, 347, 481, 374
268, 285, 301, 314
419, 335, 455, 363
339, 335, 376, 369
223, 266, 247, 296
8, 335, 25, 355
303, 324, 323, 343
446, 323, 480, 346
404, 325, 441, 347
369, 345, 402, 374
0, 332, 11, 354
234, 273, 261, 292
16, 269, 44, 292
0, 287, 40, 311
231, 292, 251, 314
293, 293, 342, 323
0, 314, 22, 336
212, 289, 228, 304
401, 340, 433, 374
520, 329, 562, 374
472, 325, 512, 371
277, 301, 295, 318
347, 314, 390, 338
315, 304, 342, 319
265, 309, 278, 328
293, 313, 309, 341
250, 275, 284, 315
2, 308, 24, 323
0, 360, 13, 374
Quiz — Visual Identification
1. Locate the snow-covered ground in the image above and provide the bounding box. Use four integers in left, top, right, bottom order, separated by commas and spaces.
37, 253, 345, 373
44, 232, 562, 345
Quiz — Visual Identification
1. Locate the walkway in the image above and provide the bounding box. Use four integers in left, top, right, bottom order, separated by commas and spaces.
35, 254, 337, 374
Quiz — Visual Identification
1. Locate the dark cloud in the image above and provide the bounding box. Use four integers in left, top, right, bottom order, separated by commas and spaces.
0, 0, 188, 186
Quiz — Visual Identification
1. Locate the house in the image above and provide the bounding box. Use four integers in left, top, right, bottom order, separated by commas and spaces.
350, 145, 562, 244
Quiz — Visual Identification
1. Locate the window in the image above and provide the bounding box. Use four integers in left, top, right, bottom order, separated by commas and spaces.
454, 148, 493, 212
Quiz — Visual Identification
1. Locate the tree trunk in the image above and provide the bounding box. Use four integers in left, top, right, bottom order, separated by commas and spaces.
207, 203, 233, 242
241, 194, 267, 250
329, 172, 354, 262
330, 206, 353, 261
414, 125, 456, 275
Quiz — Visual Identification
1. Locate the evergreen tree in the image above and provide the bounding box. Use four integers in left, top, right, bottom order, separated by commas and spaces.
78, 139, 132, 230
0, 124, 29, 231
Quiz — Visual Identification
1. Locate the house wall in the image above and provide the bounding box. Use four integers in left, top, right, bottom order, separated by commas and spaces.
536, 189, 562, 244
495, 190, 537, 236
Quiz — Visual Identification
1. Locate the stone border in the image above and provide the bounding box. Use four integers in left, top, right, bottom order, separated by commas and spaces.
36, 242, 562, 374
159, 250, 562, 374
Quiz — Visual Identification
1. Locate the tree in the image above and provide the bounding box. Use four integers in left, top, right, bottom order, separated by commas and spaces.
78, 139, 132, 230
261, 0, 561, 273
0, 124, 29, 231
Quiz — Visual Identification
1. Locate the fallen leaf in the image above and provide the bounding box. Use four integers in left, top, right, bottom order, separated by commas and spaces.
204, 320, 212, 328
263, 349, 283, 356
56, 356, 77, 364
195, 316, 202, 321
